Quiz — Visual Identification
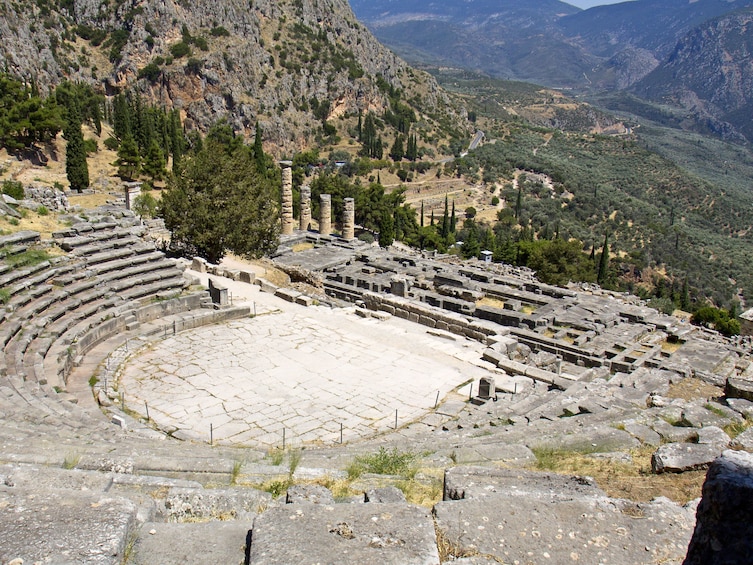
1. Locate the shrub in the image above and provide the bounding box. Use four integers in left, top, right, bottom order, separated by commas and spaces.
185, 58, 203, 75
170, 41, 191, 58
210, 26, 230, 37
1, 180, 24, 200
37, 206, 49, 216
138, 62, 162, 82
103, 137, 120, 151
83, 138, 98, 154
133, 193, 158, 218
346, 447, 417, 480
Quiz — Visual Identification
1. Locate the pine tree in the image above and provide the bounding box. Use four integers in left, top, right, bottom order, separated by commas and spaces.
116, 134, 141, 180
64, 108, 89, 193
143, 139, 166, 182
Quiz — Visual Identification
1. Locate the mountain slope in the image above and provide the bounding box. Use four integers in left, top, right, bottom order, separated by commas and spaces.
632, 7, 753, 143
0, 0, 462, 154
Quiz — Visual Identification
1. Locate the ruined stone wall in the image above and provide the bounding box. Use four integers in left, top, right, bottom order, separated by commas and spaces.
361, 292, 497, 343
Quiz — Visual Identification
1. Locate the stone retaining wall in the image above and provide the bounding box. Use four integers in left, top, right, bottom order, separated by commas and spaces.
361, 292, 498, 343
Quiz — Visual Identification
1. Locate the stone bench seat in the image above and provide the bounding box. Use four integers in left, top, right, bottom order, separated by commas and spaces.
57, 226, 145, 251
70, 234, 143, 258
0, 320, 23, 349
87, 251, 167, 278
118, 276, 187, 302
98, 258, 182, 287
76, 246, 137, 267
0, 260, 53, 290
0, 230, 41, 248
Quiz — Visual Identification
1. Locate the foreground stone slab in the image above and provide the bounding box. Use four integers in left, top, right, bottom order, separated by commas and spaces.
129, 521, 254, 565
163, 486, 272, 521
651, 442, 723, 473
684, 450, 753, 565
247, 503, 439, 564
434, 492, 695, 565
443, 466, 604, 501
0, 486, 137, 565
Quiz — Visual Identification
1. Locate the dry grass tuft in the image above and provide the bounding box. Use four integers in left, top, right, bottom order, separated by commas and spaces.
530, 444, 705, 504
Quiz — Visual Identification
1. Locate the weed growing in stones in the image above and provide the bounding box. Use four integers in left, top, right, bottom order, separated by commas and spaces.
346, 447, 417, 480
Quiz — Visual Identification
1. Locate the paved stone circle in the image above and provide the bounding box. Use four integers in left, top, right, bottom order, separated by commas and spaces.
119, 308, 490, 446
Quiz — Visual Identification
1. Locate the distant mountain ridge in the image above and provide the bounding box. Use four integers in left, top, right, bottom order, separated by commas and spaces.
632, 7, 753, 142
350, 0, 753, 141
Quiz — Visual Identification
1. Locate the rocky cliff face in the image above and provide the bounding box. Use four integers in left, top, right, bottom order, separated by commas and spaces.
0, 0, 458, 154
633, 8, 753, 143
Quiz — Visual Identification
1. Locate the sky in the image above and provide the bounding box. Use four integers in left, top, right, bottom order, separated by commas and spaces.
568, 0, 630, 8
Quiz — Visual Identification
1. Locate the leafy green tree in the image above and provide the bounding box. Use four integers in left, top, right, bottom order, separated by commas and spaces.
161, 128, 280, 263
115, 134, 141, 180
0, 75, 62, 151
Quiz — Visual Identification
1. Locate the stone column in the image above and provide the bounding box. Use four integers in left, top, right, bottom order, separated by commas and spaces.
281, 166, 294, 236
124, 181, 141, 211
300, 185, 312, 231
319, 194, 332, 236
343, 197, 355, 240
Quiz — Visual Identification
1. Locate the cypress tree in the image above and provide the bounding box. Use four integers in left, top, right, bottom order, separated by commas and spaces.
390, 134, 404, 162
450, 200, 456, 233
420, 200, 424, 228
253, 122, 267, 174
64, 108, 89, 192
597, 232, 610, 285
441, 194, 449, 238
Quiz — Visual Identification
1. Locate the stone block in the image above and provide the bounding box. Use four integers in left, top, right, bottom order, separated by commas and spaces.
651, 442, 723, 473
247, 503, 439, 565
163, 486, 272, 521
274, 288, 300, 303
256, 278, 279, 294
726, 377, 753, 402
696, 425, 730, 449
240, 270, 256, 284
624, 422, 662, 446
435, 488, 694, 565
286, 484, 335, 504
0, 486, 137, 565
364, 486, 406, 503
208, 278, 228, 306
684, 450, 753, 565
726, 397, 753, 419
443, 466, 603, 501
129, 521, 255, 565
294, 295, 313, 307
730, 427, 753, 452
651, 419, 699, 443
